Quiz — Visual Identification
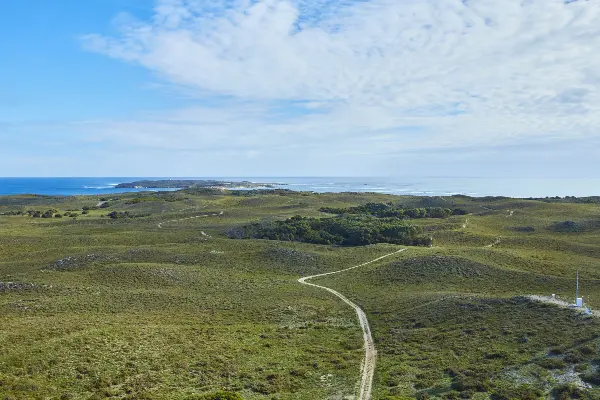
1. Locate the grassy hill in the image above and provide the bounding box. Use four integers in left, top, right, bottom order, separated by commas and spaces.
1, 191, 600, 399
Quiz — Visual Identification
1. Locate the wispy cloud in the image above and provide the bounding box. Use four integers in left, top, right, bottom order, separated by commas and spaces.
76, 0, 600, 175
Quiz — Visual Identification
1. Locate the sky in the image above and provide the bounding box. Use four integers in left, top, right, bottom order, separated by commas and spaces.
1, 0, 600, 177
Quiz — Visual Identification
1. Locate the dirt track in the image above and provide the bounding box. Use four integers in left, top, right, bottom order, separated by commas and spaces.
157, 211, 223, 229
528, 295, 599, 317
298, 249, 406, 400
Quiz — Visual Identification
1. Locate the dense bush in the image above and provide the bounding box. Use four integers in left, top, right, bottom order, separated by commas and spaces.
320, 203, 467, 219
536, 357, 566, 370
229, 215, 431, 246
451, 373, 491, 392
0, 210, 24, 215
581, 371, 600, 385
551, 219, 600, 233
106, 211, 149, 219
479, 196, 511, 202
490, 385, 544, 400
510, 226, 536, 232
186, 391, 243, 400
21, 209, 58, 218
42, 210, 54, 218
551, 384, 584, 399
551, 220, 583, 233
531, 196, 600, 204
125, 194, 185, 204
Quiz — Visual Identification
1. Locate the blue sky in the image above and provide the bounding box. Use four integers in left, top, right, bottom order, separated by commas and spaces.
2, 0, 600, 177
0, 0, 181, 122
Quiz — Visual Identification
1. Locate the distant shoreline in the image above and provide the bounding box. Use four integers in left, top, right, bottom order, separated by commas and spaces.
114, 179, 280, 189
1, 177, 600, 197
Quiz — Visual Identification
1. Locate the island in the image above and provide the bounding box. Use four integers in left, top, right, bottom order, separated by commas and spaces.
115, 179, 280, 189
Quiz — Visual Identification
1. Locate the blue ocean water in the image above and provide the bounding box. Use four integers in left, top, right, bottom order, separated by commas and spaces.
0, 178, 179, 196
0, 177, 599, 198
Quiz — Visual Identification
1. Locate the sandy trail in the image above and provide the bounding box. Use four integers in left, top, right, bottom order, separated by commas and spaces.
485, 237, 502, 248
298, 249, 406, 400
528, 295, 599, 317
157, 211, 223, 229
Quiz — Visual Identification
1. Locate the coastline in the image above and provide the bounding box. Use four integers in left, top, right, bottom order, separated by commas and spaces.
2, 177, 600, 198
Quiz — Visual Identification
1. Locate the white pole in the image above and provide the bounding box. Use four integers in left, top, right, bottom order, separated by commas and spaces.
576, 270, 579, 303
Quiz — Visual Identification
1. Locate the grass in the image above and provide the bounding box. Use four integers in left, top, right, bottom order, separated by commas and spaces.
2, 191, 600, 398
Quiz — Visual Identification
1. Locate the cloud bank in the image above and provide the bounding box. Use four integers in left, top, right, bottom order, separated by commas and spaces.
79, 0, 600, 175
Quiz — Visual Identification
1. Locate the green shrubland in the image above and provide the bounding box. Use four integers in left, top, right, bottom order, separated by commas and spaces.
1, 190, 600, 398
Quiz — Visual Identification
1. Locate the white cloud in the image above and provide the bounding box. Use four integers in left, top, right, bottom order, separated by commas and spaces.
78, 0, 600, 174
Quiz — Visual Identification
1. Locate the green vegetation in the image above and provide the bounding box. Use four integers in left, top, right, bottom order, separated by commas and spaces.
529, 196, 600, 204
106, 210, 151, 219
229, 215, 432, 246
194, 392, 244, 400
551, 219, 600, 233
2, 190, 600, 399
320, 202, 468, 219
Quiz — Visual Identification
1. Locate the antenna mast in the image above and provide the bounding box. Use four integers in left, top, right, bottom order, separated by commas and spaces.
576, 270, 579, 303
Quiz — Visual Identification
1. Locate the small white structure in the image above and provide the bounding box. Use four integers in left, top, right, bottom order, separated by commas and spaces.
577, 297, 584, 308
552, 294, 556, 299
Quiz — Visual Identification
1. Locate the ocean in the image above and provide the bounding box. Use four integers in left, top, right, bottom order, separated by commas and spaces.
0, 177, 599, 198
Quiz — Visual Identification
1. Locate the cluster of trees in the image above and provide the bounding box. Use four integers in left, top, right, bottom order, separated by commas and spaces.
229, 215, 432, 246
183, 188, 312, 197
530, 196, 600, 204
27, 209, 54, 218
549, 220, 600, 233
82, 202, 110, 211
125, 195, 183, 204
183, 188, 226, 195
0, 210, 26, 216
477, 196, 510, 202
228, 189, 312, 197
3, 209, 69, 218
106, 211, 149, 219
320, 202, 468, 219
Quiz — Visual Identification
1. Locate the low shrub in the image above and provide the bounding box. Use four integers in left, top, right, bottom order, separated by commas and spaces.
536, 358, 566, 370
186, 391, 244, 400
551, 384, 584, 399
581, 371, 600, 385
490, 385, 543, 400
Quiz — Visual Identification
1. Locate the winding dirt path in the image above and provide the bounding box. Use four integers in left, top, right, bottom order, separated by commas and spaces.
484, 237, 502, 248
157, 211, 223, 229
298, 249, 406, 400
